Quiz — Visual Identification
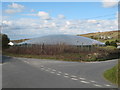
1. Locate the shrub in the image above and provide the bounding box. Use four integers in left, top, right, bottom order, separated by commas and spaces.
110, 41, 117, 47
4, 44, 120, 61
2, 34, 10, 49
105, 41, 110, 46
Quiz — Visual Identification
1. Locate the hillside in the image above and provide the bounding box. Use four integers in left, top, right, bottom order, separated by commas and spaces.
10, 30, 119, 43
78, 30, 120, 42
11, 39, 30, 43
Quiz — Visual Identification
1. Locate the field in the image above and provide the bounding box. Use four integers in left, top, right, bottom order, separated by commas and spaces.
78, 30, 120, 43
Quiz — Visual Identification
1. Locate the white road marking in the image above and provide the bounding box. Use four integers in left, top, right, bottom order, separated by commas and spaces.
41, 68, 45, 70
79, 78, 86, 80
104, 84, 111, 87
36, 66, 107, 88
85, 62, 100, 64
64, 75, 69, 78
58, 71, 62, 73
80, 81, 90, 84
90, 80, 96, 83
93, 84, 102, 87
64, 73, 69, 76
71, 75, 77, 78
71, 78, 78, 80
57, 73, 61, 75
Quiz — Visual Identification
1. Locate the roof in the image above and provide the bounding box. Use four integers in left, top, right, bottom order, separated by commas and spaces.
20, 34, 104, 45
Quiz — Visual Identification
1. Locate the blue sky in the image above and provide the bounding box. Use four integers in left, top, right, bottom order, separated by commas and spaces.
1, 2, 118, 40
3, 2, 117, 20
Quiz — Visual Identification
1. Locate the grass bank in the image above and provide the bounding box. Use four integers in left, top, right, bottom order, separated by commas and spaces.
3, 45, 119, 62
3, 52, 84, 62
104, 60, 120, 86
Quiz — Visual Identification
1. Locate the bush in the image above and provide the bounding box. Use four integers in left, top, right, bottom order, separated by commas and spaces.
105, 41, 110, 46
105, 41, 117, 47
2, 34, 10, 49
110, 41, 117, 47
4, 44, 120, 62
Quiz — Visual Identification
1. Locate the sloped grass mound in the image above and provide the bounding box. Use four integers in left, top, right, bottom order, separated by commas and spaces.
104, 60, 120, 86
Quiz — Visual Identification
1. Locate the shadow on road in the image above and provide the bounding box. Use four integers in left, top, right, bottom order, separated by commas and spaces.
2, 55, 13, 63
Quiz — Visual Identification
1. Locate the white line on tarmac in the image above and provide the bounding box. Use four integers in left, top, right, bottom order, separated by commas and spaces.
57, 73, 61, 75
104, 84, 111, 87
64, 75, 69, 78
93, 84, 102, 87
58, 71, 62, 73
64, 73, 69, 76
80, 81, 90, 84
71, 75, 77, 78
71, 78, 78, 80
79, 78, 86, 80
90, 80, 96, 83
41, 68, 45, 70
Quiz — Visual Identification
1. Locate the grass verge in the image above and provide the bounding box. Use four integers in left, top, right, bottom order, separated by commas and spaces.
3, 52, 84, 62
104, 60, 120, 86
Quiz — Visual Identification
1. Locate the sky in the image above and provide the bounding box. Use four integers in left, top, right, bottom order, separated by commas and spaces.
1, 1, 119, 40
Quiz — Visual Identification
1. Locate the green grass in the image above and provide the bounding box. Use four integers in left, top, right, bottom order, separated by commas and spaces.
104, 60, 120, 86
98, 46, 117, 51
3, 52, 83, 62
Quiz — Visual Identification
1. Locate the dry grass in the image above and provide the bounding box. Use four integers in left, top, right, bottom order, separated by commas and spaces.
3, 44, 120, 61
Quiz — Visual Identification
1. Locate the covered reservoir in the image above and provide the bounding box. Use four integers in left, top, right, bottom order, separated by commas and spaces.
21, 35, 104, 46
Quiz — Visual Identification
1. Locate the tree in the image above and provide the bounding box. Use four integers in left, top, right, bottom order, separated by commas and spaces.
90, 36, 94, 39
2, 34, 10, 49
115, 39, 119, 43
110, 41, 117, 47
105, 41, 110, 46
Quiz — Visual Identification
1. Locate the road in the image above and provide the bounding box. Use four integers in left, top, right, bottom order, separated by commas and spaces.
2, 56, 118, 88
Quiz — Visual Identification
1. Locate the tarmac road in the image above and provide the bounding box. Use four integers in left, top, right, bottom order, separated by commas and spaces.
2, 56, 118, 88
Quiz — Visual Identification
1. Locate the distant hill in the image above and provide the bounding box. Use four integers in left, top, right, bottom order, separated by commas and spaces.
11, 39, 29, 43
77, 30, 120, 43
10, 30, 119, 44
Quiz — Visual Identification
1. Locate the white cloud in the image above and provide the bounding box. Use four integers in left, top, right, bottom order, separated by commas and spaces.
8, 3, 24, 9
2, 16, 118, 39
2, 20, 12, 25
87, 20, 97, 23
38, 11, 51, 20
58, 14, 65, 19
23, 11, 51, 20
22, 13, 37, 16
5, 3, 24, 14
5, 9, 22, 14
102, 0, 118, 8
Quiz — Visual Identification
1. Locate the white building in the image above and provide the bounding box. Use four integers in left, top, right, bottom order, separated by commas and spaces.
8, 42, 14, 46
